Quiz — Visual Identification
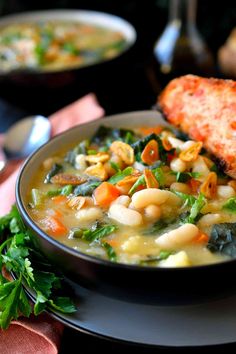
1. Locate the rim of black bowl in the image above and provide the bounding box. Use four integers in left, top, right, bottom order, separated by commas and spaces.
0, 9, 137, 76
15, 118, 235, 273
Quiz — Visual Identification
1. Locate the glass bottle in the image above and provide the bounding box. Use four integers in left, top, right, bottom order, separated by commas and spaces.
149, 0, 214, 92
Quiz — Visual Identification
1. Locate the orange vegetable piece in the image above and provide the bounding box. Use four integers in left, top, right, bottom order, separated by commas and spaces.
192, 232, 209, 244
117, 175, 139, 187
50, 209, 63, 218
200, 172, 217, 199
44, 216, 67, 237
188, 178, 201, 194
144, 169, 159, 188
106, 239, 119, 247
162, 136, 173, 151
139, 126, 163, 136
141, 140, 159, 165
94, 182, 120, 207
228, 180, 236, 191
51, 195, 67, 204
179, 142, 203, 162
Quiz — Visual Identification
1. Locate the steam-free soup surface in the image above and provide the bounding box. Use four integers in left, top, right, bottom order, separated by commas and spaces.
27, 124, 236, 267
0, 21, 127, 72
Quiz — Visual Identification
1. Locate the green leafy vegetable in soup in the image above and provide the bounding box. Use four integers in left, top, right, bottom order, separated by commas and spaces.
27, 124, 236, 267
0, 21, 128, 72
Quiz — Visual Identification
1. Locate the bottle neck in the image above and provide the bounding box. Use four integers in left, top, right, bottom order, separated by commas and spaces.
168, 0, 197, 29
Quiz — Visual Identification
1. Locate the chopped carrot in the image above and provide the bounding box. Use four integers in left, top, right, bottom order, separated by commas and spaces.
52, 209, 63, 218
139, 126, 163, 136
144, 169, 159, 188
52, 195, 67, 204
44, 216, 68, 237
141, 140, 159, 165
106, 239, 119, 247
94, 182, 120, 207
192, 232, 209, 244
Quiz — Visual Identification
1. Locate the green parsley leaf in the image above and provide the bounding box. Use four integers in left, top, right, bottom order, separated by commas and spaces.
108, 167, 133, 185
172, 171, 201, 183
83, 225, 117, 243
0, 205, 76, 329
102, 242, 117, 262
129, 175, 145, 195
222, 197, 236, 213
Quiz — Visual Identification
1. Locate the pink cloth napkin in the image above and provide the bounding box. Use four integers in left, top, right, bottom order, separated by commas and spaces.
0, 93, 104, 354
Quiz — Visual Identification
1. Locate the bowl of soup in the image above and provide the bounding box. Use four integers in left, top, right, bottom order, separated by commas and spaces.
16, 111, 236, 303
0, 10, 136, 113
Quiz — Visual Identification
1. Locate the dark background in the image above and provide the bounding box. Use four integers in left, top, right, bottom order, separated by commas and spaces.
1, 1, 236, 352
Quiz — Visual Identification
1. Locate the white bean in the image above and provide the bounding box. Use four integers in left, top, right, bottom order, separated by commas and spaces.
217, 185, 236, 199
144, 204, 161, 221
75, 154, 87, 171
191, 156, 210, 181
170, 158, 187, 173
155, 223, 199, 249
75, 207, 103, 222
170, 182, 191, 194
168, 137, 184, 149
131, 188, 170, 209
165, 190, 182, 206
109, 204, 143, 226
198, 213, 223, 227
180, 140, 195, 151
112, 195, 131, 207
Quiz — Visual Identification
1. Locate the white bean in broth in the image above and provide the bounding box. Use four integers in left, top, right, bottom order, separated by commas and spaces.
27, 123, 236, 267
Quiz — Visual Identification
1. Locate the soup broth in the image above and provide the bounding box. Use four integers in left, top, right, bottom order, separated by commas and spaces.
27, 124, 236, 267
0, 20, 128, 72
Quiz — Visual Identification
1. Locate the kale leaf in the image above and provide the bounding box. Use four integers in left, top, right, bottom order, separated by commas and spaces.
207, 223, 236, 257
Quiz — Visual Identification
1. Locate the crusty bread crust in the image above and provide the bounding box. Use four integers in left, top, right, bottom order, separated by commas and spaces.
158, 74, 236, 178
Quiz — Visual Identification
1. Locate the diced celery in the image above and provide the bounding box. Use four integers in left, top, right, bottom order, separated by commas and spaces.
31, 189, 43, 207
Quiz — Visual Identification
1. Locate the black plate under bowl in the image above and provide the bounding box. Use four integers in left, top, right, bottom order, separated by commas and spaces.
15, 110, 236, 305
20, 273, 236, 348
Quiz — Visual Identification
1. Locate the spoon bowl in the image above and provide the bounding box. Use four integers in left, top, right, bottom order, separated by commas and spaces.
0, 115, 51, 173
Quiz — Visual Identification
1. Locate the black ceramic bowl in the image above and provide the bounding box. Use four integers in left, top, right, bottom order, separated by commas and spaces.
16, 111, 236, 304
0, 10, 137, 114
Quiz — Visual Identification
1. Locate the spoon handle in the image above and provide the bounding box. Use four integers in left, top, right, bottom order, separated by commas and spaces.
0, 148, 7, 174
0, 160, 6, 174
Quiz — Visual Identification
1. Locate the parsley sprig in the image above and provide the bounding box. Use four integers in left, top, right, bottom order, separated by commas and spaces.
0, 205, 76, 330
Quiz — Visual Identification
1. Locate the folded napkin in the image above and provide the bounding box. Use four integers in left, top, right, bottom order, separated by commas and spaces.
0, 94, 104, 354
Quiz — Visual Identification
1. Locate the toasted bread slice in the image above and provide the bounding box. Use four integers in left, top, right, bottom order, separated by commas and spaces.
158, 74, 236, 178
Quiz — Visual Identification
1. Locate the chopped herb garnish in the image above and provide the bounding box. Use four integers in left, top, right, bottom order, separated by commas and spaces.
129, 175, 145, 195
0, 205, 76, 330
108, 167, 133, 185
152, 167, 165, 187
140, 250, 172, 265
87, 149, 97, 155
110, 161, 120, 173
172, 171, 201, 183
102, 242, 117, 262
83, 224, 117, 243
222, 197, 236, 213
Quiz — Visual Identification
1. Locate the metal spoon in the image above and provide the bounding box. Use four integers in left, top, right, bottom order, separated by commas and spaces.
0, 115, 51, 173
